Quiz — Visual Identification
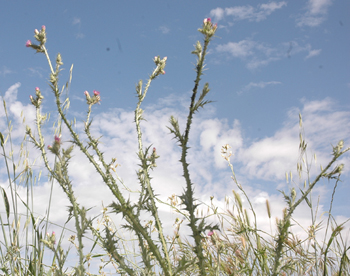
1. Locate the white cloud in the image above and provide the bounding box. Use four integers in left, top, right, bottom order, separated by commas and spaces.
72, 17, 81, 25
1, 84, 349, 267
238, 97, 350, 181
305, 48, 322, 59
27, 67, 44, 78
297, 0, 333, 27
72, 17, 84, 39
238, 81, 282, 94
260, 1, 287, 12
159, 25, 170, 34
209, 7, 225, 21
216, 39, 322, 69
75, 33, 85, 39
216, 39, 279, 69
0, 66, 14, 76
308, 0, 333, 14
216, 40, 255, 58
210, 2, 287, 22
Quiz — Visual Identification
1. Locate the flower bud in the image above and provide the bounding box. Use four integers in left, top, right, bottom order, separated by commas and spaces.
26, 40, 32, 47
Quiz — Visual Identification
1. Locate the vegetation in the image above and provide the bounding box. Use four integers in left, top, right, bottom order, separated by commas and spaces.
0, 19, 349, 275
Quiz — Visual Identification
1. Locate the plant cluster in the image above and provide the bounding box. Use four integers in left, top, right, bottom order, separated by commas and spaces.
0, 18, 349, 275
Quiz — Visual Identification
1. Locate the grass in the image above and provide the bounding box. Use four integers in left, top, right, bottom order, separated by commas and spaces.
0, 20, 349, 275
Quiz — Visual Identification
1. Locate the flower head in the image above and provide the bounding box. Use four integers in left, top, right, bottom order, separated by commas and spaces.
93, 90, 100, 96
26, 40, 32, 47
208, 231, 214, 236
35, 87, 40, 91
204, 18, 211, 24
199, 18, 217, 38
54, 135, 61, 144
42, 25, 46, 31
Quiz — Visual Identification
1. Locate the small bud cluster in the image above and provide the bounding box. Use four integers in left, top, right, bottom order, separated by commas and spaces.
26, 25, 46, 53
198, 18, 217, 38
145, 147, 159, 168
152, 56, 167, 78
47, 134, 62, 155
42, 231, 56, 249
47, 231, 56, 245
84, 90, 101, 105
29, 87, 44, 108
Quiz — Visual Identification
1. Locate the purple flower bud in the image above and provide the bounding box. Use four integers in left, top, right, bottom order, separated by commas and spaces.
54, 135, 61, 144
93, 90, 100, 96
35, 87, 40, 91
204, 18, 211, 24
42, 25, 46, 31
26, 40, 32, 47
208, 231, 214, 236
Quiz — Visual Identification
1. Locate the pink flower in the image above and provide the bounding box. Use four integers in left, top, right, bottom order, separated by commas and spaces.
47, 145, 52, 149
26, 40, 32, 47
42, 25, 46, 31
54, 135, 61, 144
204, 18, 211, 24
35, 87, 40, 91
93, 90, 100, 96
208, 231, 214, 236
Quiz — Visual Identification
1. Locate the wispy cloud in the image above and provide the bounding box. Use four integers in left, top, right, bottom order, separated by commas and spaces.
72, 17, 81, 25
216, 39, 322, 69
305, 48, 321, 59
72, 17, 85, 39
27, 67, 44, 78
216, 39, 280, 69
159, 25, 170, 34
216, 40, 255, 58
238, 81, 282, 94
296, 0, 333, 27
210, 2, 287, 23
0, 66, 14, 76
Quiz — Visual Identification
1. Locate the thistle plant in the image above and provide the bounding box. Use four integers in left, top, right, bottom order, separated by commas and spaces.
23, 18, 221, 275
168, 18, 219, 275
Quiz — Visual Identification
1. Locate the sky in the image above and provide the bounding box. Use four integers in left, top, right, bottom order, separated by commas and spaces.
0, 0, 350, 270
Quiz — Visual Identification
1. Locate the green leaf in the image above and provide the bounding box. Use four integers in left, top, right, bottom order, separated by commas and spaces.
1, 187, 10, 219
0, 131, 4, 146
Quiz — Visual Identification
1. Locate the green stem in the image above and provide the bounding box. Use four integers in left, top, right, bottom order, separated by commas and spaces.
180, 36, 210, 275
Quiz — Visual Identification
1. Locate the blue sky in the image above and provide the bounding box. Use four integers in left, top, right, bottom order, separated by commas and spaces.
1, 0, 350, 258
